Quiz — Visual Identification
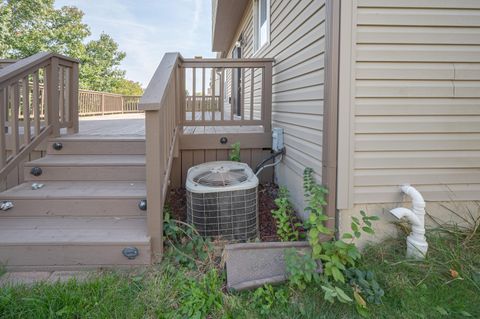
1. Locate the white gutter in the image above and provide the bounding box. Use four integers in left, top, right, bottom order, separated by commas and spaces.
390, 185, 428, 259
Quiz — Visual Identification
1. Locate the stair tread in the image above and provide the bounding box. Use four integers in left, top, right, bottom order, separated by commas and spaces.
0, 181, 146, 199
25, 155, 145, 166
52, 135, 145, 141
0, 217, 149, 244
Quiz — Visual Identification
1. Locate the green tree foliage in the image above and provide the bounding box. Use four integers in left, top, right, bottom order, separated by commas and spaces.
0, 0, 89, 58
0, 0, 131, 93
112, 78, 144, 96
79, 33, 126, 92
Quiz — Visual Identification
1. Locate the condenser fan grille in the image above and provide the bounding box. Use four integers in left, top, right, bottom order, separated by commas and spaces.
187, 188, 258, 241
193, 168, 248, 187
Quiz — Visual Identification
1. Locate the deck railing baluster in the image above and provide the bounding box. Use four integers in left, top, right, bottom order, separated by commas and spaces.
22, 76, 30, 145
33, 71, 40, 136
0, 88, 6, 167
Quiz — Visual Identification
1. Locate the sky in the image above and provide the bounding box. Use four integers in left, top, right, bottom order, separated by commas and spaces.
55, 0, 215, 87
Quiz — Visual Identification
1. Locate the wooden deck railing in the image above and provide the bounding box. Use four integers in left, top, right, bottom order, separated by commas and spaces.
0, 52, 79, 183
185, 95, 220, 112
182, 59, 272, 131
79, 90, 141, 116
140, 53, 273, 258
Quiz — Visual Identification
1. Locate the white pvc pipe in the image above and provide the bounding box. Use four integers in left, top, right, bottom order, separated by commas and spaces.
390, 185, 428, 259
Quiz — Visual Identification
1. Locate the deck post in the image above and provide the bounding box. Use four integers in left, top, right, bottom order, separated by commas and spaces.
46, 57, 60, 137
145, 109, 164, 259
68, 62, 79, 134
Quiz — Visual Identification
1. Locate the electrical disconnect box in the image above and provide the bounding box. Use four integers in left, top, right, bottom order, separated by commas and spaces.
272, 127, 284, 152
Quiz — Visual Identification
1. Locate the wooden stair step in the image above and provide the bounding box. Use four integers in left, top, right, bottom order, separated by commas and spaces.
25, 155, 145, 167
24, 155, 145, 181
0, 181, 146, 217
0, 216, 151, 270
0, 181, 146, 199
48, 136, 145, 155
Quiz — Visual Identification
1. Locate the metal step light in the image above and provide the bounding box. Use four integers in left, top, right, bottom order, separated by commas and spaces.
52, 142, 63, 151
30, 167, 43, 177
122, 247, 139, 259
138, 199, 147, 211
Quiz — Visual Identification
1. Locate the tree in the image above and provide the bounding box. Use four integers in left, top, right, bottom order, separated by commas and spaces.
79, 33, 126, 92
0, 0, 131, 93
112, 79, 143, 96
0, 0, 89, 58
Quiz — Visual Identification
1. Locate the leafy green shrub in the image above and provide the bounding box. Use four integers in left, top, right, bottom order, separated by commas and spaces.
163, 211, 213, 269
285, 167, 382, 315
229, 142, 241, 162
271, 187, 302, 241
177, 269, 223, 319
284, 249, 320, 291
252, 284, 289, 316
345, 268, 384, 305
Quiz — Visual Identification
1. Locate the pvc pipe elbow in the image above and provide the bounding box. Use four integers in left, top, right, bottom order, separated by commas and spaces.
390, 207, 422, 226
394, 185, 428, 259
401, 185, 425, 208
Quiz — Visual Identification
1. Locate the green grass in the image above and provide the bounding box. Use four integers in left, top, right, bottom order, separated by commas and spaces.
0, 229, 479, 319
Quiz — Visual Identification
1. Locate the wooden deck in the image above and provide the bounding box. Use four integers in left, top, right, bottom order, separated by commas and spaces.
76, 113, 145, 136
73, 113, 263, 137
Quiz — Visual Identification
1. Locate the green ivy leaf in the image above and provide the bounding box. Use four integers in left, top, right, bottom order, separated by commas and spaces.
342, 233, 353, 239
351, 222, 359, 232
331, 266, 345, 283
334, 287, 353, 303
362, 227, 375, 235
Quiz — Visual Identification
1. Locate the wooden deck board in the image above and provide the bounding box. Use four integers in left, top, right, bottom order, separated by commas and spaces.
62, 113, 264, 137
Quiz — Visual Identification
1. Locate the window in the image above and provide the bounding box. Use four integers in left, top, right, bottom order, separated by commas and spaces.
254, 0, 270, 53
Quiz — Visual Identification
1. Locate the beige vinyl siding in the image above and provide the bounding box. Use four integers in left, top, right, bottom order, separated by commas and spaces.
350, 0, 480, 204
225, 0, 326, 214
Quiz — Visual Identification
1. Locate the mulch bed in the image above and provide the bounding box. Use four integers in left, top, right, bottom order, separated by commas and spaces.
257, 183, 281, 241
165, 183, 282, 242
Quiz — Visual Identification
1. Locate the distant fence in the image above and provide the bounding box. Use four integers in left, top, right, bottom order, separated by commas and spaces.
79, 90, 141, 116
1, 59, 142, 117
185, 96, 220, 112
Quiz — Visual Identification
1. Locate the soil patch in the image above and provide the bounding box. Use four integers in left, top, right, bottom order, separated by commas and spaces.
166, 184, 283, 241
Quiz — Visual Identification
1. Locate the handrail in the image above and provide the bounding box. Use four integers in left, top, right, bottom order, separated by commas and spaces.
0, 60, 17, 69
0, 52, 79, 188
140, 53, 183, 111
139, 52, 183, 259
